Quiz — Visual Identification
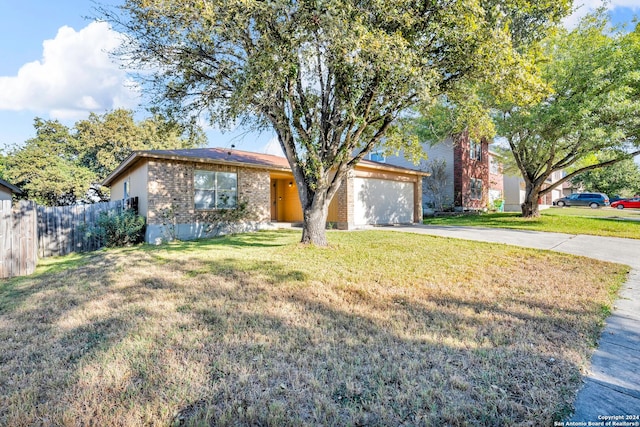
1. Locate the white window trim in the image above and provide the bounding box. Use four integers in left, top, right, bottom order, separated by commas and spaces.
194, 170, 238, 210
368, 150, 386, 163
470, 140, 482, 162
470, 178, 483, 200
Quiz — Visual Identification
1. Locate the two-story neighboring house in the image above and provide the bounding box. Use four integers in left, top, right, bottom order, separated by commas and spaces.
383, 134, 564, 214
488, 149, 504, 210
502, 170, 565, 212
540, 171, 565, 205
382, 132, 489, 213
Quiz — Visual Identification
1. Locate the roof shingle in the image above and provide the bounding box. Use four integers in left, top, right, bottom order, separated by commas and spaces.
103, 147, 426, 186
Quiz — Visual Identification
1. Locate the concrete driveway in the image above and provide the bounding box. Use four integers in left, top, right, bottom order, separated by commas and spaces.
380, 225, 640, 422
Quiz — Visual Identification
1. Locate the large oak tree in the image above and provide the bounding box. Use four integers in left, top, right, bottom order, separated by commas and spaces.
103, 0, 569, 245
570, 153, 640, 198
5, 110, 204, 205
6, 119, 95, 206
495, 12, 640, 217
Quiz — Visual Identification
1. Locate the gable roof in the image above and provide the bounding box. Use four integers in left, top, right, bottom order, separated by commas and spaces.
0, 178, 23, 195
103, 147, 427, 186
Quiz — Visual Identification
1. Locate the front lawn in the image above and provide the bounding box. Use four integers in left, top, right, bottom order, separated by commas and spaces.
424, 207, 640, 239
0, 230, 628, 425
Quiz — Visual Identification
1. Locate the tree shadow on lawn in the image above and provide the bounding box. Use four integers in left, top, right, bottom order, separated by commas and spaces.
0, 251, 121, 314
171, 288, 585, 426
0, 244, 592, 426
0, 245, 308, 425
143, 229, 301, 254
0, 248, 161, 420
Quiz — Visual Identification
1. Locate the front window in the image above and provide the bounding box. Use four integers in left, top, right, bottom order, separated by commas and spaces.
470, 178, 483, 200
194, 170, 238, 209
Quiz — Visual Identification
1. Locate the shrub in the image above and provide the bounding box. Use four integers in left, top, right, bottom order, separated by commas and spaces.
488, 198, 504, 212
95, 209, 146, 247
202, 200, 255, 236
158, 203, 178, 241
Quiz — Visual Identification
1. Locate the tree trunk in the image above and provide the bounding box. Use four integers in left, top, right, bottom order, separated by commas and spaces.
300, 197, 330, 246
521, 183, 541, 218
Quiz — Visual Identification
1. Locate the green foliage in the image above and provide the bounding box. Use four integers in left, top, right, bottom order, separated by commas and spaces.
494, 10, 640, 216
5, 119, 96, 206
0, 150, 7, 181
158, 204, 179, 241
202, 201, 255, 236
423, 210, 640, 239
157, 201, 256, 242
103, 0, 569, 245
74, 109, 205, 181
3, 110, 205, 206
480, 0, 571, 48
571, 156, 640, 197
421, 158, 451, 212
490, 198, 505, 212
94, 209, 146, 247
405, 0, 571, 146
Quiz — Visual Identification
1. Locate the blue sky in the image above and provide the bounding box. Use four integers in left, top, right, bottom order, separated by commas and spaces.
0, 0, 279, 154
0, 0, 639, 157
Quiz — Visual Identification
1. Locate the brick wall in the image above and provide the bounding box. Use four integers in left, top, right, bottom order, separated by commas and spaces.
332, 171, 358, 229
488, 153, 504, 195
453, 132, 490, 210
147, 159, 271, 226
238, 167, 271, 221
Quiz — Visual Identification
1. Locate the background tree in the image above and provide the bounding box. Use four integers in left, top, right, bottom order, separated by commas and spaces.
495, 12, 640, 217
0, 150, 7, 181
5, 119, 95, 206
406, 0, 568, 158
5, 110, 205, 206
421, 159, 450, 212
74, 109, 205, 182
103, 0, 569, 246
570, 153, 640, 198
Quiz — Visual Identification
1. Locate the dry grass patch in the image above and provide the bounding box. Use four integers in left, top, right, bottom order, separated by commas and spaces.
0, 230, 628, 426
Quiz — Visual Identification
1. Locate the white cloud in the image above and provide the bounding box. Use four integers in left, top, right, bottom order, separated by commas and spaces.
564, 0, 640, 28
0, 21, 139, 119
263, 136, 285, 157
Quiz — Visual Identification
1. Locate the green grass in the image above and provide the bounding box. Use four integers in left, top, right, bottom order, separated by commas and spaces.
424, 207, 640, 239
0, 230, 629, 426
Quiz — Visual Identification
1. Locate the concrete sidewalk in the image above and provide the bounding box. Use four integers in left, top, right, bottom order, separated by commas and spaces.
379, 225, 640, 421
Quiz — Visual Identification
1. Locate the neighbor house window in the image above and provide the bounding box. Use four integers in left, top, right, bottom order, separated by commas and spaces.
369, 151, 386, 163
470, 178, 483, 200
123, 180, 130, 200
470, 140, 482, 161
194, 170, 238, 209
490, 156, 499, 174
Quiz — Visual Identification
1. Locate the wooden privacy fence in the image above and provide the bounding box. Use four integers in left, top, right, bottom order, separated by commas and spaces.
37, 200, 124, 258
0, 200, 38, 279
1, 199, 131, 279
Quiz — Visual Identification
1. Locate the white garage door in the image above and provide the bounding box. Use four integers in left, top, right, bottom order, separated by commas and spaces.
353, 177, 414, 226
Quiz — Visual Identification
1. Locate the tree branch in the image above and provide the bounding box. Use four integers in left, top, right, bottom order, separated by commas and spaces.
539, 150, 640, 196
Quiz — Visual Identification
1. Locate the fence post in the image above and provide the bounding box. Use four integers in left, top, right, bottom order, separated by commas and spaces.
0, 200, 38, 279
24, 201, 38, 276
1, 200, 11, 278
